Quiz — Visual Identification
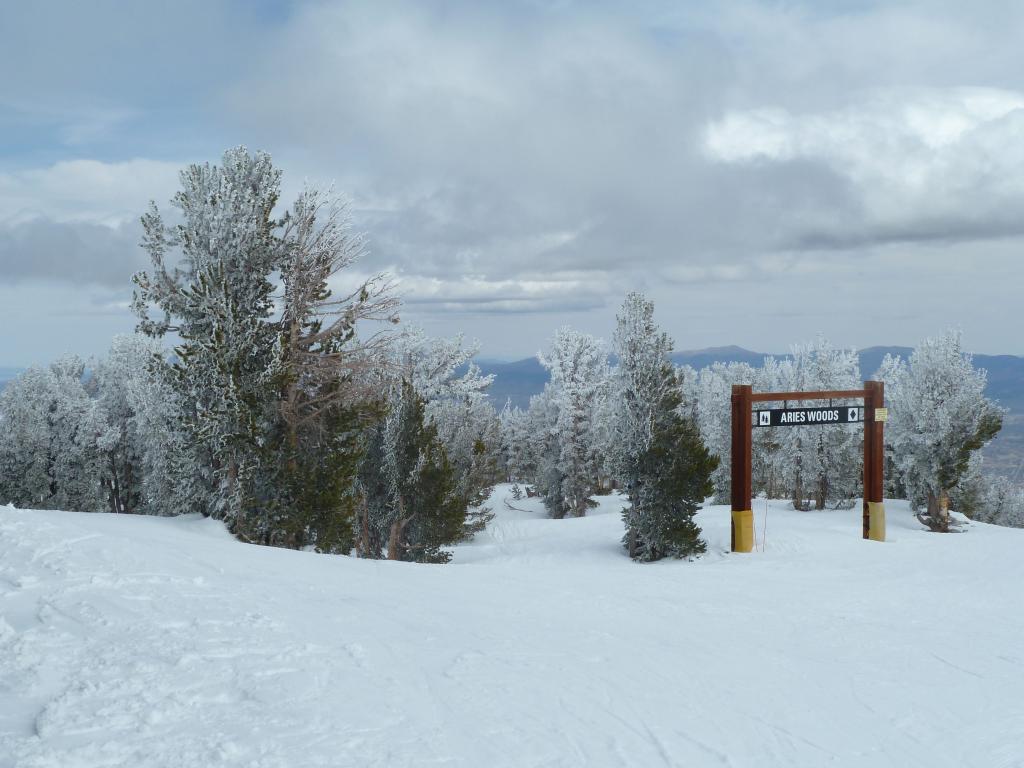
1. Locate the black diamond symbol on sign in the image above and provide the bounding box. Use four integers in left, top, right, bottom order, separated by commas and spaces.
848, 407, 859, 422
759, 411, 770, 426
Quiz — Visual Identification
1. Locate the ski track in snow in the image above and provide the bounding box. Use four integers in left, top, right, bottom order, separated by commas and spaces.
2, 490, 1024, 767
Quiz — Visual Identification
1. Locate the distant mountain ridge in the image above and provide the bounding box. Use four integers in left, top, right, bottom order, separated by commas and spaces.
480, 346, 918, 410
480, 345, 1021, 403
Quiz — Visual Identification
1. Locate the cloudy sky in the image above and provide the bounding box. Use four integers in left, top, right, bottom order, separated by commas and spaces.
2, 0, 1023, 365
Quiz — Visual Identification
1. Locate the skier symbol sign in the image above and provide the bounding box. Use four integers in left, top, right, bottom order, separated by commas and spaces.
754, 406, 863, 428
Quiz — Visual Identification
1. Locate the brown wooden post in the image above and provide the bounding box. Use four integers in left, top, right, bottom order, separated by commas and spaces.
862, 382, 873, 539
874, 381, 885, 505
730, 384, 753, 552
871, 381, 885, 537
863, 380, 886, 541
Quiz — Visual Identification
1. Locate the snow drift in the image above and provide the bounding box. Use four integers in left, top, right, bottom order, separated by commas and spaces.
2, 488, 1023, 767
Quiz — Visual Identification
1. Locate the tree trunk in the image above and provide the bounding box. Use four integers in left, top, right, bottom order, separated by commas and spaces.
108, 454, 121, 514
355, 496, 370, 558
387, 517, 413, 560
625, 502, 640, 558
922, 489, 950, 533
815, 475, 827, 510
387, 498, 413, 560
123, 460, 135, 514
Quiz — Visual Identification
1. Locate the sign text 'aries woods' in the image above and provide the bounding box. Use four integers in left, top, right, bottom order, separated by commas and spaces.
755, 406, 864, 428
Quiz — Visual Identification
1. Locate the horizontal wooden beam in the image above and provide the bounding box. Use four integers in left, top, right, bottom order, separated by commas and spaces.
750, 389, 867, 403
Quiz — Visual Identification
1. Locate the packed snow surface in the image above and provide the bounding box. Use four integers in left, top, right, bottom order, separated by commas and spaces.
2, 488, 1023, 767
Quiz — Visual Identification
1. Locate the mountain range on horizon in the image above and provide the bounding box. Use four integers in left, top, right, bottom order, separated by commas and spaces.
476, 345, 1023, 404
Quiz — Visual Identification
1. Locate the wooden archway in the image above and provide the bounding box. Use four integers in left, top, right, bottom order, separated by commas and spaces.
730, 381, 885, 552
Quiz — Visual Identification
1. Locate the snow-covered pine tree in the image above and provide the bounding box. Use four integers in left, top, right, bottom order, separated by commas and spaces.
429, 394, 502, 537
523, 384, 565, 515
971, 475, 1024, 528
0, 357, 103, 511
610, 293, 716, 560
688, 361, 757, 503
751, 356, 792, 500
0, 367, 54, 507
590, 375, 618, 492
777, 338, 862, 510
389, 327, 500, 538
133, 150, 397, 544
256, 186, 398, 550
879, 330, 1003, 532
87, 335, 167, 514
132, 147, 283, 528
124, 349, 198, 517
628, 368, 718, 560
537, 327, 609, 517
499, 402, 532, 483
608, 293, 672, 491
356, 380, 464, 563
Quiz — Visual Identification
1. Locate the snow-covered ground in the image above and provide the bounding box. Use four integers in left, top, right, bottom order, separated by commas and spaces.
2, 488, 1023, 768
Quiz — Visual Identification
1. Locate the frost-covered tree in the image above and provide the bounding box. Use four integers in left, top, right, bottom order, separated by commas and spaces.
972, 475, 1024, 528
391, 327, 493, 403
608, 293, 675, 487
429, 394, 502, 537
499, 402, 532, 483
0, 367, 55, 507
610, 293, 715, 560
133, 148, 397, 544
0, 341, 201, 517
125, 352, 198, 517
254, 187, 398, 549
0, 357, 103, 511
132, 147, 284, 526
522, 385, 564, 514
880, 331, 1003, 532
627, 370, 718, 561
356, 381, 465, 563
688, 361, 757, 503
387, 327, 500, 538
354, 328, 497, 558
773, 338, 862, 510
947, 454, 1024, 529
750, 357, 789, 499
88, 335, 167, 514
536, 327, 609, 517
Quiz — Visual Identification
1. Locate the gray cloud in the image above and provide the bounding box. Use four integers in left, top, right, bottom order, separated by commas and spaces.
221, 3, 1024, 309
4, 0, 1024, 360
0, 218, 145, 287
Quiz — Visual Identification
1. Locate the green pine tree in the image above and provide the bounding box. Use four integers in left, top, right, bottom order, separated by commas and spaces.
623, 367, 718, 561
249, 393, 373, 552
358, 381, 467, 564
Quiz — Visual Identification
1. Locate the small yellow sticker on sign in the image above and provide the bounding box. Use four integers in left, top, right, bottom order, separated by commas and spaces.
874, 407, 889, 422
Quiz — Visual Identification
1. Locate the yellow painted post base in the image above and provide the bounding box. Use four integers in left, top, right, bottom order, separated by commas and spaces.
732, 510, 754, 553
868, 501, 886, 542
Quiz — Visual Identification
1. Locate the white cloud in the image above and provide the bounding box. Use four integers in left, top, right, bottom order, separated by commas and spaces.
0, 158, 186, 289
394, 270, 615, 314
5, 1, 1024, 359
0, 158, 181, 227
704, 87, 1024, 241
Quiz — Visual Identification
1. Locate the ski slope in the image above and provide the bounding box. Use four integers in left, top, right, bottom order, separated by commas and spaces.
2, 488, 1023, 767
